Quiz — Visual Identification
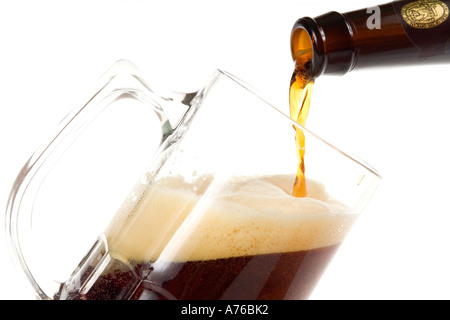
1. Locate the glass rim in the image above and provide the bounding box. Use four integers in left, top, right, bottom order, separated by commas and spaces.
216, 68, 382, 181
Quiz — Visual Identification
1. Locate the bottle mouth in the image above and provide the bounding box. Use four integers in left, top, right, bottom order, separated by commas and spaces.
291, 13, 356, 77
290, 17, 325, 77
290, 27, 314, 69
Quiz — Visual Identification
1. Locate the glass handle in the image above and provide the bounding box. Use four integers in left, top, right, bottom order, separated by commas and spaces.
4, 60, 197, 299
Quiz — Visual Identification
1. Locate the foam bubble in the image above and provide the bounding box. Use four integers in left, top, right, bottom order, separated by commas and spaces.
105, 175, 356, 262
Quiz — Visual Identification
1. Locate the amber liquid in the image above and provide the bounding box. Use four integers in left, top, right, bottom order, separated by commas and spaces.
289, 50, 315, 197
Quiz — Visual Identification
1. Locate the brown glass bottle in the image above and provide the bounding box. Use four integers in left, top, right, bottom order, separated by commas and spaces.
291, 0, 450, 77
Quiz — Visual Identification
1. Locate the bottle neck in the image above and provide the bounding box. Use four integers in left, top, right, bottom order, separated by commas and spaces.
291, 0, 450, 77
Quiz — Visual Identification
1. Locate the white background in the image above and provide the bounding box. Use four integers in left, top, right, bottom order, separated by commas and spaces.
1, 0, 450, 300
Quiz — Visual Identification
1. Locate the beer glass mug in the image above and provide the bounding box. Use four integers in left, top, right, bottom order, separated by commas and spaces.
5, 60, 380, 300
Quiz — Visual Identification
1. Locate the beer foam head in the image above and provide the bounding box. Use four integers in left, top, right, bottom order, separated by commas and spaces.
106, 175, 356, 262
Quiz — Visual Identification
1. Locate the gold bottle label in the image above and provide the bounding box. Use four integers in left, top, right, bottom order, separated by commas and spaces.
393, 0, 450, 58
401, 0, 449, 29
